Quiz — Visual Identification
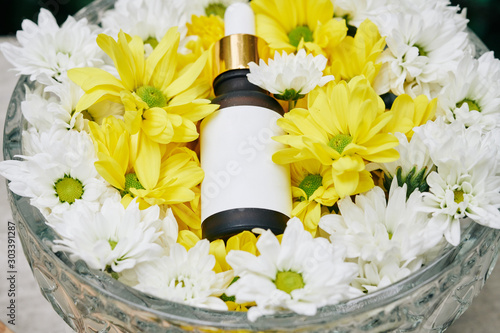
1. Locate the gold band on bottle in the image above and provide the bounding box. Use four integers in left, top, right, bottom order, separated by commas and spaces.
213, 34, 270, 78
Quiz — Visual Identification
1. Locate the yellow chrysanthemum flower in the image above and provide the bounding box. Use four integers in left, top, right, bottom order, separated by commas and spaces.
273, 77, 400, 198
209, 231, 258, 273
68, 27, 218, 145
251, 0, 347, 56
89, 116, 204, 231
328, 19, 386, 84
210, 231, 257, 311
183, 15, 224, 99
170, 185, 203, 237
384, 94, 437, 138
290, 160, 338, 236
177, 229, 202, 250
187, 15, 225, 51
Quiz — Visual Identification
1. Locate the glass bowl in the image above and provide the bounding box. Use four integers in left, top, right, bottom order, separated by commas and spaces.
3, 0, 500, 332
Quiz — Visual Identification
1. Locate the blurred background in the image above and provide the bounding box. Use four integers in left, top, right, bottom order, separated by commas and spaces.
0, 0, 499, 55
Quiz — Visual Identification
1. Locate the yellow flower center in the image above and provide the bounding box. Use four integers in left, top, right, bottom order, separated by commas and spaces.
328, 134, 353, 154
298, 174, 323, 200
275, 271, 305, 294
144, 36, 159, 49
288, 26, 314, 48
454, 189, 464, 203
123, 173, 145, 197
54, 175, 84, 204
457, 99, 481, 112
136, 85, 167, 108
205, 3, 227, 17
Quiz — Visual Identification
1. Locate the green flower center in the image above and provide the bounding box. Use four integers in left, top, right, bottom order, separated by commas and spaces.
415, 44, 427, 57
274, 89, 305, 102
54, 175, 84, 204
109, 240, 118, 250
122, 173, 145, 197
275, 271, 305, 294
80, 109, 94, 121
328, 134, 353, 154
298, 174, 323, 200
454, 190, 465, 203
205, 3, 227, 17
288, 26, 314, 48
457, 99, 481, 112
144, 36, 159, 49
136, 85, 167, 108
175, 278, 186, 288
105, 265, 120, 280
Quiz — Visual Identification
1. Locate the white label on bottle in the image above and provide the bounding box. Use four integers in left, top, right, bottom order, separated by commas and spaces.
200, 105, 292, 222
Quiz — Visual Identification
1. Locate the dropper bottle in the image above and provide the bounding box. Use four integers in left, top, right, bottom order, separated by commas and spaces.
200, 3, 292, 241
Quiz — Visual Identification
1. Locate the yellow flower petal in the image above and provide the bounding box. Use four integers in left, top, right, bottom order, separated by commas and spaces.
171, 202, 202, 233
75, 89, 121, 113
145, 27, 179, 88
178, 230, 201, 250
164, 51, 209, 98
97, 31, 137, 91
68, 67, 124, 92
210, 239, 227, 273
134, 133, 161, 189
333, 170, 360, 198
94, 156, 126, 190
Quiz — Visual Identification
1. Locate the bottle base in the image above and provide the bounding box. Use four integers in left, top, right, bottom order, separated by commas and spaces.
202, 208, 289, 241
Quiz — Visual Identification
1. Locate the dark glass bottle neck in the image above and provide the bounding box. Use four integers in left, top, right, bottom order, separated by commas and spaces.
212, 69, 284, 115
213, 69, 261, 95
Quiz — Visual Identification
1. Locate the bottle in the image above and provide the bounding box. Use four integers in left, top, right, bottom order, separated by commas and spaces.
200, 3, 292, 241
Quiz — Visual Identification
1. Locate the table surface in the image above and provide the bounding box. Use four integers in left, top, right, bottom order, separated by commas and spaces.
0, 36, 499, 333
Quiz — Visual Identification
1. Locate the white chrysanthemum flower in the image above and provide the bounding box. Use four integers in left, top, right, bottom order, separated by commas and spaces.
44, 76, 88, 130
132, 240, 232, 310
334, 0, 466, 31
0, 129, 114, 222
155, 207, 180, 252
184, 0, 248, 17
247, 49, 334, 102
333, 0, 394, 28
375, 7, 471, 98
353, 256, 422, 293
395, 0, 464, 15
21, 75, 123, 134
21, 75, 89, 133
116, 206, 180, 287
320, 182, 445, 292
415, 120, 500, 245
20, 82, 70, 132
0, 9, 104, 85
491, 128, 500, 174
226, 218, 361, 321
320, 183, 442, 266
369, 132, 434, 195
102, 0, 189, 55
21, 124, 68, 156
47, 75, 124, 129
51, 197, 164, 273
438, 52, 500, 131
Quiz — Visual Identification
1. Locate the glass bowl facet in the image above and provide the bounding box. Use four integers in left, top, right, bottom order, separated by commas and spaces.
3, 0, 500, 332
